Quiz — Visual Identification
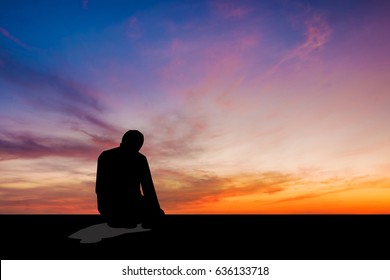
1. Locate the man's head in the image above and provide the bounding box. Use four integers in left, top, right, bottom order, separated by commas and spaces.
120, 130, 144, 152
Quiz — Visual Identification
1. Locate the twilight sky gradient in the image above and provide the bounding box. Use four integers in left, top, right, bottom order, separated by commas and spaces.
1, 0, 390, 213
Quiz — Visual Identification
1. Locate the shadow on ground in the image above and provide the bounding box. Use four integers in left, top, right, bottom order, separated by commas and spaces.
68, 223, 151, 243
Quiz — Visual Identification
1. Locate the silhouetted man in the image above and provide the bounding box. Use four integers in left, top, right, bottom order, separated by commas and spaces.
96, 130, 164, 229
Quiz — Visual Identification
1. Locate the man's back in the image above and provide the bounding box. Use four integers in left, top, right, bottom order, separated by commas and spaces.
96, 147, 146, 198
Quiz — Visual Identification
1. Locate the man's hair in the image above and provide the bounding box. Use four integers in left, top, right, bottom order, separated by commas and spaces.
120, 130, 144, 151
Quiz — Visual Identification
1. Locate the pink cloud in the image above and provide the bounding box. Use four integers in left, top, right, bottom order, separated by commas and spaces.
129, 16, 138, 28
127, 16, 142, 39
83, 0, 88, 9
157, 30, 259, 97
0, 27, 31, 49
297, 15, 332, 57
238, 34, 258, 51
266, 13, 332, 77
141, 109, 208, 160
212, 0, 252, 19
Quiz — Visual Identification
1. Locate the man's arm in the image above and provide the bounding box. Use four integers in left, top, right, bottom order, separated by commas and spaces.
140, 156, 161, 209
95, 152, 108, 194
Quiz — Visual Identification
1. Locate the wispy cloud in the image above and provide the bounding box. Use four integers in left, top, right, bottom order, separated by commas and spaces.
0, 51, 100, 110
142, 109, 207, 161
266, 13, 331, 77
155, 168, 302, 212
82, 0, 89, 9
0, 184, 96, 213
211, 0, 252, 19
291, 15, 331, 59
76, 129, 118, 149
127, 16, 142, 40
0, 131, 100, 160
0, 49, 120, 134
0, 27, 32, 49
159, 172, 390, 214
269, 176, 390, 213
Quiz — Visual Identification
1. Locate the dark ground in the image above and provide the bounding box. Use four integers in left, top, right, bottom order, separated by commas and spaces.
1, 214, 389, 260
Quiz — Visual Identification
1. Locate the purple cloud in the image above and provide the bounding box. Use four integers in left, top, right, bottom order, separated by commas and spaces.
0, 48, 120, 134
0, 132, 100, 160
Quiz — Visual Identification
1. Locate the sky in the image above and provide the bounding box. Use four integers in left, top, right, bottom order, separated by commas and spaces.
1, 0, 390, 214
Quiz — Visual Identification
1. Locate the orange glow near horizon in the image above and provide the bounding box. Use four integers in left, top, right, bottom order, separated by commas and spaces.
1, 159, 389, 213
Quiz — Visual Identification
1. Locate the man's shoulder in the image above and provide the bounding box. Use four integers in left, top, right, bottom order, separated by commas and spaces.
99, 147, 120, 158
137, 152, 147, 159
98, 148, 147, 160
130, 151, 147, 162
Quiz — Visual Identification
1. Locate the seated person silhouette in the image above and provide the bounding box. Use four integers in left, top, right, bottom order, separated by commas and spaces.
96, 130, 164, 229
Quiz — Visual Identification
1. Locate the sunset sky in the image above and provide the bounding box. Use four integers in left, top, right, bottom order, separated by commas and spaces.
1, 0, 389, 214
